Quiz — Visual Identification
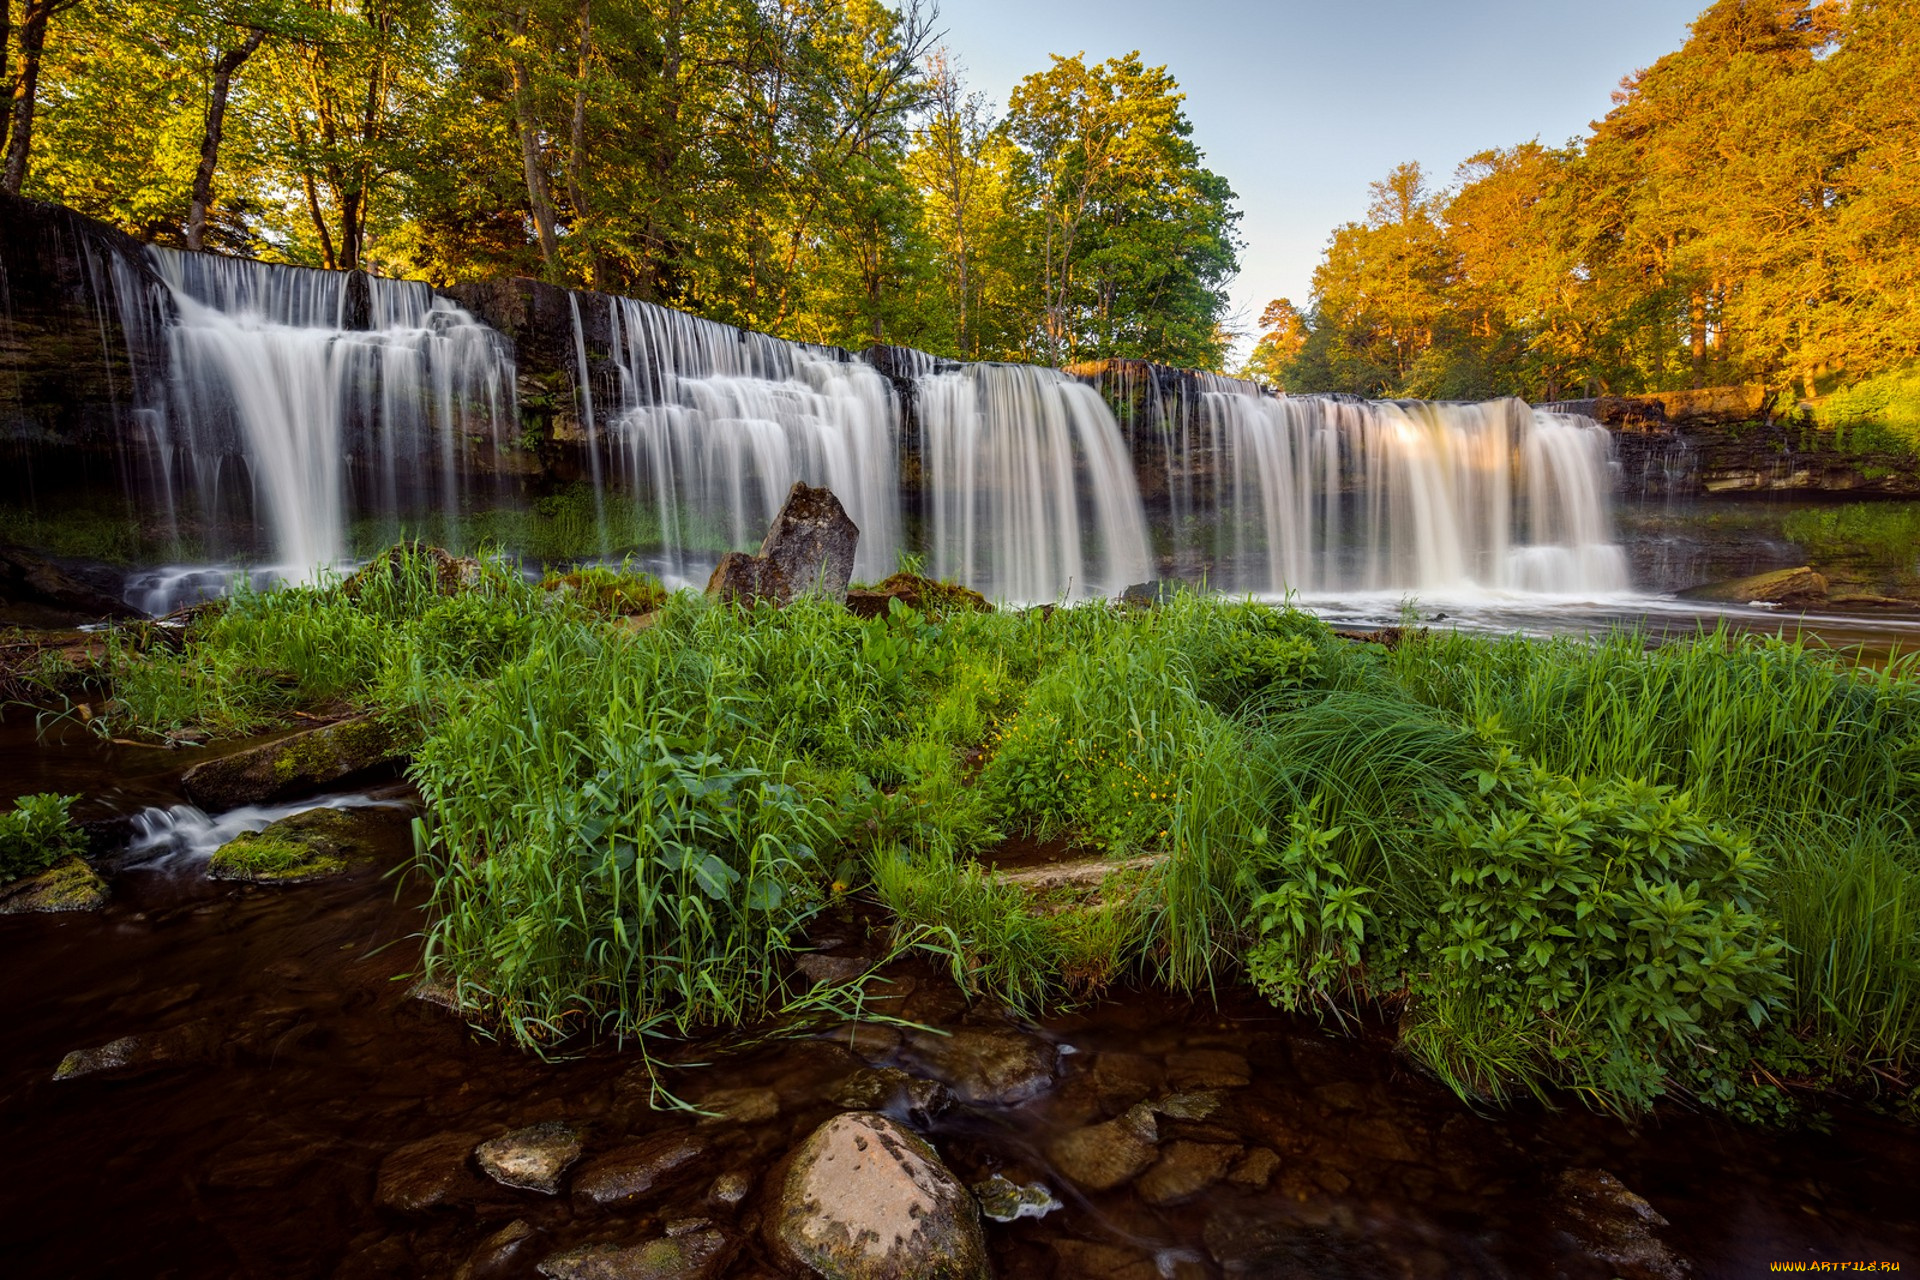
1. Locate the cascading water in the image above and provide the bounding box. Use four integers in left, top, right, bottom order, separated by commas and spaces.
918, 364, 1154, 603
591, 297, 902, 582
1182, 382, 1628, 596
145, 249, 515, 578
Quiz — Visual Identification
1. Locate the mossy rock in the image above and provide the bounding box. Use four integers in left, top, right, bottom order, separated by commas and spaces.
0, 856, 107, 914
183, 715, 408, 811
208, 806, 380, 884
1678, 565, 1829, 606
846, 572, 993, 620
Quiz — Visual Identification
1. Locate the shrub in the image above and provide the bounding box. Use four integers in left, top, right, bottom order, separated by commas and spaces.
0, 793, 85, 881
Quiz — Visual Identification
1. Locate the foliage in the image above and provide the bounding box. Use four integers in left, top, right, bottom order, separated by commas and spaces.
1265, 1, 1920, 405
0, 791, 84, 881
93, 565, 1920, 1113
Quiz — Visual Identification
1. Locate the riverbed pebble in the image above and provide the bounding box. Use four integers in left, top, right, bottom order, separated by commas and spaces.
573, 1132, 709, 1207
904, 1025, 1057, 1105
475, 1120, 586, 1194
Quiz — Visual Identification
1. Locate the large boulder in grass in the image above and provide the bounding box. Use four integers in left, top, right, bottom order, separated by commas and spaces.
766, 1111, 988, 1280
182, 715, 405, 811
757, 483, 860, 605
705, 552, 791, 607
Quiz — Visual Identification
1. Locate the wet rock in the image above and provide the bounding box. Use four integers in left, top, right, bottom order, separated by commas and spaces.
1117, 579, 1190, 609
208, 805, 383, 884
1227, 1147, 1281, 1190
574, 1132, 708, 1207
816, 1021, 902, 1061
695, 1086, 780, 1126
705, 552, 791, 608
182, 715, 405, 810
1202, 1208, 1380, 1277
767, 1111, 988, 1280
0, 856, 107, 914
1151, 1090, 1223, 1122
476, 1121, 585, 1194
52, 1020, 220, 1081
904, 1026, 1057, 1106
1679, 564, 1829, 607
1046, 1105, 1160, 1192
538, 1230, 730, 1280
375, 1131, 492, 1211
834, 1067, 954, 1122
1135, 1140, 1242, 1206
795, 952, 870, 986
1554, 1168, 1692, 1279
1312, 1081, 1367, 1112
455, 1219, 537, 1280
757, 482, 859, 605
1164, 1048, 1251, 1090
708, 1170, 754, 1209
845, 573, 992, 621
0, 544, 141, 623
971, 1172, 1061, 1222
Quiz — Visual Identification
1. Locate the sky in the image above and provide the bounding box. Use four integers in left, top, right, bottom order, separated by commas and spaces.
931, 0, 1709, 355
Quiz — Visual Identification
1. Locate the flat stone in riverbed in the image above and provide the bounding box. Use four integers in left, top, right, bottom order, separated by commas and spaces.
476, 1120, 586, 1194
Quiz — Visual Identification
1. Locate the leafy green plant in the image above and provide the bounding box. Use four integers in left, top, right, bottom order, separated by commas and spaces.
0, 793, 85, 881
1243, 810, 1375, 1016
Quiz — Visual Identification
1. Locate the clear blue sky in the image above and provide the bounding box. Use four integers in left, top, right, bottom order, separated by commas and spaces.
930, 0, 1708, 354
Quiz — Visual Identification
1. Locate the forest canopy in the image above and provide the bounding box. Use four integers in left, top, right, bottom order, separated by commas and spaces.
0, 0, 1241, 368
1247, 0, 1920, 407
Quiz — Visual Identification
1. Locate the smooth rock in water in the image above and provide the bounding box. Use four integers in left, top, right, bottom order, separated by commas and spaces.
1091, 1052, 1164, 1111
1135, 1140, 1242, 1206
573, 1132, 708, 1207
1164, 1048, 1250, 1090
705, 551, 791, 608
182, 715, 405, 810
208, 805, 382, 884
538, 1230, 730, 1280
971, 1173, 1061, 1222
1554, 1168, 1692, 1279
476, 1121, 586, 1194
0, 543, 140, 623
1679, 565, 1828, 607
1202, 1207, 1381, 1277
52, 1020, 220, 1081
375, 1131, 492, 1211
1046, 1105, 1160, 1192
1048, 1240, 1160, 1280
834, 1067, 953, 1123
695, 1086, 781, 1126
757, 482, 859, 605
1227, 1146, 1281, 1190
767, 1111, 988, 1280
0, 856, 107, 914
708, 1170, 754, 1209
905, 1026, 1057, 1106
455, 1219, 536, 1280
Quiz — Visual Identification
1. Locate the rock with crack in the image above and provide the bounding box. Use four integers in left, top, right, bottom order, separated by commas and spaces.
766, 1111, 988, 1280
757, 482, 859, 605
182, 715, 406, 810
0, 856, 107, 914
475, 1121, 586, 1194
705, 551, 791, 608
1554, 1168, 1692, 1279
903, 1026, 1057, 1106
537, 1230, 731, 1280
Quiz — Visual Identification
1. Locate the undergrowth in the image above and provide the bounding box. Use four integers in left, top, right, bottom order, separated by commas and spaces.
92, 547, 1920, 1118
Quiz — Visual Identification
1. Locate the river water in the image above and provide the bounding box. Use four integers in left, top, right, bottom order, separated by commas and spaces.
1, 714, 1917, 1279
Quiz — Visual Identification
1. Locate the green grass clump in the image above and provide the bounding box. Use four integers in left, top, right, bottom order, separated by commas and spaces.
0, 792, 85, 882
91, 568, 1920, 1115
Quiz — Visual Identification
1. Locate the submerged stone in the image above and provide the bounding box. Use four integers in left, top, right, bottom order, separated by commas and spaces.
375, 1130, 493, 1211
694, 1086, 781, 1126
1135, 1140, 1243, 1206
573, 1132, 708, 1207
52, 1020, 221, 1081
1554, 1168, 1692, 1279
538, 1230, 730, 1280
0, 855, 107, 914
475, 1120, 586, 1194
767, 1111, 988, 1280
208, 805, 382, 884
183, 715, 405, 811
904, 1026, 1057, 1106
1046, 1105, 1160, 1192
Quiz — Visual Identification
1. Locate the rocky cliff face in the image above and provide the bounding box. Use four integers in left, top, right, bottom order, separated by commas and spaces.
1550, 388, 1920, 497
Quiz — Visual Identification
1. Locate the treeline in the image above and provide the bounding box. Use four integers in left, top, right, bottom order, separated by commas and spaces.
1249, 0, 1920, 405
0, 0, 1239, 367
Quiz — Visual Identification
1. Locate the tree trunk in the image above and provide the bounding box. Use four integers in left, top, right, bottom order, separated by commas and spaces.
2, 0, 61, 195
1, 0, 15, 161
186, 29, 267, 251
563, 0, 599, 287
510, 9, 560, 271
1688, 288, 1706, 388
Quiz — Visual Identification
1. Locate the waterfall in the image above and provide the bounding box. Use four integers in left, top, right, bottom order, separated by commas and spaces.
593, 297, 902, 581
148, 249, 515, 577
919, 364, 1154, 603
1191, 383, 1628, 596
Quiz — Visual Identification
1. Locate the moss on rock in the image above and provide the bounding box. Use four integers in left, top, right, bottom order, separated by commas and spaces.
208, 806, 378, 884
0, 856, 108, 914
